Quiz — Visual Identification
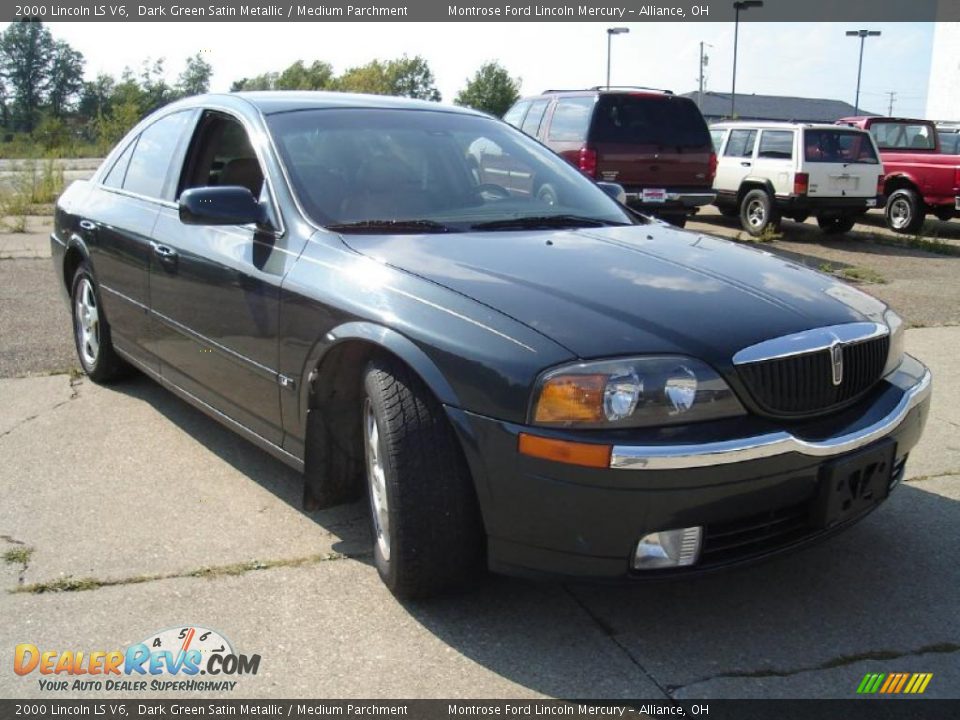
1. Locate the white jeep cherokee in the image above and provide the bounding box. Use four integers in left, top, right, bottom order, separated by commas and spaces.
710, 122, 885, 236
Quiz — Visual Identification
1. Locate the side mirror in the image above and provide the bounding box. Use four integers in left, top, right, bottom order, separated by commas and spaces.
179, 186, 266, 227
596, 181, 627, 204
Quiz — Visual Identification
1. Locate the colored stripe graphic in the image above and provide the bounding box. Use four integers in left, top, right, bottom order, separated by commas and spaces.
857, 672, 933, 694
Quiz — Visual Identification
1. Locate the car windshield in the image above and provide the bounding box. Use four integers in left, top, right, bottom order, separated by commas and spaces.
266, 108, 635, 232
804, 129, 879, 164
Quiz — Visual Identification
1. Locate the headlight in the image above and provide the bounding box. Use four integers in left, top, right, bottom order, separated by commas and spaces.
531, 356, 745, 428
883, 309, 905, 376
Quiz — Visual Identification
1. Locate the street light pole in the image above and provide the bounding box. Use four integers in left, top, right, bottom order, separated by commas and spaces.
846, 29, 881, 115
606, 27, 630, 89
731, 0, 763, 118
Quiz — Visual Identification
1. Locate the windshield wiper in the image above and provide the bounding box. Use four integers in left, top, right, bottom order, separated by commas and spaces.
326, 219, 459, 234
471, 215, 628, 231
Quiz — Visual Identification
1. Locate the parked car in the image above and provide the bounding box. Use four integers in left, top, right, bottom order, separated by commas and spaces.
710, 122, 884, 236
53, 92, 930, 598
838, 116, 960, 232
936, 122, 960, 155
504, 87, 716, 227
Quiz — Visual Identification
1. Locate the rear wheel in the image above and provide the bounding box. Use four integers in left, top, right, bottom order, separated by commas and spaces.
70, 263, 127, 383
817, 216, 857, 235
362, 357, 484, 598
885, 188, 925, 234
740, 189, 780, 237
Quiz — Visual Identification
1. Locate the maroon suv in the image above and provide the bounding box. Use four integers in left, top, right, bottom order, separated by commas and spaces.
504, 87, 717, 226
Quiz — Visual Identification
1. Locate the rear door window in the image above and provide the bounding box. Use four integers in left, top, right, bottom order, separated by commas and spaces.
709, 129, 726, 153
122, 110, 194, 200
937, 131, 959, 154
102, 139, 136, 189
590, 95, 711, 147
757, 130, 794, 159
724, 129, 757, 158
869, 122, 935, 150
520, 99, 550, 137
804, 129, 879, 163
502, 101, 529, 128
548, 97, 596, 143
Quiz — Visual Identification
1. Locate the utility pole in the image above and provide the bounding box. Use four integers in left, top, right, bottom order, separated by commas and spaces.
886, 91, 896, 116
698, 42, 712, 109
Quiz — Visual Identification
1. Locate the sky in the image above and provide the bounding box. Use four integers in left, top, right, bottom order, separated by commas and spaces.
29, 21, 935, 117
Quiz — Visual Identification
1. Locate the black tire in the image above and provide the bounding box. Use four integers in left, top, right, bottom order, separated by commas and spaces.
362, 357, 484, 598
739, 189, 780, 237
662, 214, 687, 229
718, 205, 739, 218
70, 262, 127, 383
885, 188, 925, 234
817, 216, 857, 235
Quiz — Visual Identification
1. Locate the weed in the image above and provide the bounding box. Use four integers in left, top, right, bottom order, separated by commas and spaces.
3, 546, 34, 566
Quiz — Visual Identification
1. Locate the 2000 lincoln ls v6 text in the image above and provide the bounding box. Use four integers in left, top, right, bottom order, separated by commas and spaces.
52, 92, 931, 598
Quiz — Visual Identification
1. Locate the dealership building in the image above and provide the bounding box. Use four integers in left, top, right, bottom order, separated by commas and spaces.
926, 22, 960, 121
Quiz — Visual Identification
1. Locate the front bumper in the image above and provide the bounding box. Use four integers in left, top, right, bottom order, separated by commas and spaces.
447, 355, 931, 581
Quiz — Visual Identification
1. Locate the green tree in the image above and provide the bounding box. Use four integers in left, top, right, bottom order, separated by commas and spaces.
47, 40, 85, 116
0, 19, 56, 131
455, 62, 520, 117
276, 60, 334, 90
138, 58, 174, 113
177, 52, 213, 97
337, 55, 441, 101
230, 72, 279, 91
78, 73, 116, 121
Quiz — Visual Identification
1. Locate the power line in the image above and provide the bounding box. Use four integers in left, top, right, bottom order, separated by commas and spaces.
886, 91, 896, 115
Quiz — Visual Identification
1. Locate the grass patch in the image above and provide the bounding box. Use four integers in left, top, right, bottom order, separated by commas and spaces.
11, 551, 357, 595
855, 232, 960, 258
818, 262, 886, 284
3, 546, 34, 566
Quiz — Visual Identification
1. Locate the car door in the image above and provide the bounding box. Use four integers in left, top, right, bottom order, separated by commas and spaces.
715, 128, 758, 193
753, 129, 795, 197
148, 109, 292, 446
81, 110, 196, 371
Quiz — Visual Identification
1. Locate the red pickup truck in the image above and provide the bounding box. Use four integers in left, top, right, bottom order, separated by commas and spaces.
838, 116, 960, 233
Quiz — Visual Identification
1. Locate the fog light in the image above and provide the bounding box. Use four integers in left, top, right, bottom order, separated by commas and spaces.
633, 527, 702, 569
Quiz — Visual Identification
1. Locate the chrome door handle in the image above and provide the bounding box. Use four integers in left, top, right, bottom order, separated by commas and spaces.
151, 242, 177, 259
79, 220, 96, 231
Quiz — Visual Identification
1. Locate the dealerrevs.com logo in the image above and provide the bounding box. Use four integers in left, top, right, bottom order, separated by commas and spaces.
14, 626, 261, 692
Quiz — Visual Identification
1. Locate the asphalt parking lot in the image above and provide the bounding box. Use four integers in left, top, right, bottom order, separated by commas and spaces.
1, 212, 958, 700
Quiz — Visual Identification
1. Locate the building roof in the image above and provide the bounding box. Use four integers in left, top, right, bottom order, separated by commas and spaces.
683, 91, 877, 123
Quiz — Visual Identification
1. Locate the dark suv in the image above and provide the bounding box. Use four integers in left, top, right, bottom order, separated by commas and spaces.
504, 87, 717, 226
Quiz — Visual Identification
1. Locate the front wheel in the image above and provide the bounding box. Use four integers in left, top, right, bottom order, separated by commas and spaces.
362, 357, 484, 598
70, 263, 127, 383
817, 216, 857, 235
885, 188, 925, 234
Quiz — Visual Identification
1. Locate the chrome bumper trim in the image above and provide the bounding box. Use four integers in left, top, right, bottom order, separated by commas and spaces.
610, 369, 931, 470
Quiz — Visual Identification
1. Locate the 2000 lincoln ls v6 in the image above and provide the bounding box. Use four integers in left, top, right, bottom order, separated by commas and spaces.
52, 92, 931, 598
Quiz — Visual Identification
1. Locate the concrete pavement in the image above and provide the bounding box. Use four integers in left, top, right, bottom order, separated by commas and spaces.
1, 329, 957, 699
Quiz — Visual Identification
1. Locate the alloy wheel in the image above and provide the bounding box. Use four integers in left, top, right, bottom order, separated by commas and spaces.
363, 398, 391, 561
75, 277, 100, 367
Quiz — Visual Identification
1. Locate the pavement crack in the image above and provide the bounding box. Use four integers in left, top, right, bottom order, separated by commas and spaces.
9, 550, 368, 595
666, 642, 960, 694
0, 376, 83, 439
562, 584, 674, 701
907, 468, 960, 483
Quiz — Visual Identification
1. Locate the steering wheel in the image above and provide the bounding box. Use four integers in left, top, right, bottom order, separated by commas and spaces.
475, 183, 511, 201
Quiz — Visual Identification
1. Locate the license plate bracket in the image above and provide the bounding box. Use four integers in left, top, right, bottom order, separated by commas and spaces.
814, 440, 896, 528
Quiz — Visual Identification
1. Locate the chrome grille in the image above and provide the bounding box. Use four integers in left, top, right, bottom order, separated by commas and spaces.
737, 335, 889, 417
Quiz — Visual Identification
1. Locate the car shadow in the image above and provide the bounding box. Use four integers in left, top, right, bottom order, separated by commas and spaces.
111, 374, 375, 561
109, 374, 959, 698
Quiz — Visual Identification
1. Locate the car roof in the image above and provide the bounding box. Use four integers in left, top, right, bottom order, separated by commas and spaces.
710, 121, 869, 132
523, 87, 675, 100
166, 91, 489, 117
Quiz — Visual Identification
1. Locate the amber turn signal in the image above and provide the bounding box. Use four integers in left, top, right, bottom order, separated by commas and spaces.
533, 373, 606, 424
518, 433, 612, 468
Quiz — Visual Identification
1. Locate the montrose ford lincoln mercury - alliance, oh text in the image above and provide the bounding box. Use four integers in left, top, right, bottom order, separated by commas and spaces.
52, 93, 931, 597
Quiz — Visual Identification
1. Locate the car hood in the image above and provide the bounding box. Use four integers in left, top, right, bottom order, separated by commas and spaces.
339, 224, 888, 367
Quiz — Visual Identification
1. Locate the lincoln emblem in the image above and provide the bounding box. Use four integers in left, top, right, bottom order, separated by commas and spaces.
831, 342, 844, 386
